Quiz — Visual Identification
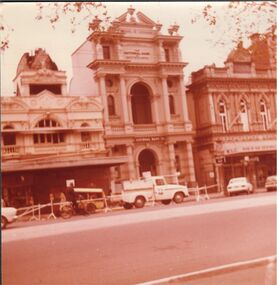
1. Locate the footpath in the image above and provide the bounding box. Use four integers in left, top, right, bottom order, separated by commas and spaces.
10, 187, 268, 231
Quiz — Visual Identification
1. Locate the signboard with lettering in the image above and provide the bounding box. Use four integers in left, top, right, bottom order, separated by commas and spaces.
135, 137, 166, 142
215, 157, 225, 164
223, 140, 276, 155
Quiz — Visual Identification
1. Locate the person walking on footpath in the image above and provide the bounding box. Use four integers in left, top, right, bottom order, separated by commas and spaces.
66, 182, 78, 212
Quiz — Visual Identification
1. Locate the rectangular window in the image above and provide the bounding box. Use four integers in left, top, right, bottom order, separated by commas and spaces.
220, 115, 228, 132
46, 134, 52, 143
40, 134, 45, 143
53, 133, 58, 144
261, 114, 268, 130
33, 134, 38, 144
164, 48, 170, 62
59, 133, 65, 142
103, 46, 111, 60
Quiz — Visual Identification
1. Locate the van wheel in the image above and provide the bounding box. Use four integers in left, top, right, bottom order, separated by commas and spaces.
123, 203, 133, 210
173, 192, 184, 204
1, 216, 8, 229
161, 199, 171, 205
134, 196, 146, 208
86, 203, 96, 214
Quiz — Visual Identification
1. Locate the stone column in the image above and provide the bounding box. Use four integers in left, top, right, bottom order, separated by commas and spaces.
126, 144, 136, 180
127, 94, 133, 124
186, 142, 196, 182
161, 76, 171, 123
208, 92, 216, 124
98, 75, 109, 126
179, 75, 189, 122
120, 76, 129, 125
115, 39, 123, 60
168, 143, 178, 183
158, 41, 165, 61
151, 94, 160, 124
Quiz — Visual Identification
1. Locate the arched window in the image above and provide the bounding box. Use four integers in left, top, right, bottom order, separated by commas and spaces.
108, 95, 116, 116
169, 95, 175, 115
260, 100, 269, 130
131, 83, 153, 124
35, 119, 60, 128
239, 100, 249, 131
219, 100, 228, 132
3, 125, 16, 145
138, 149, 157, 176
80, 123, 91, 142
33, 118, 65, 144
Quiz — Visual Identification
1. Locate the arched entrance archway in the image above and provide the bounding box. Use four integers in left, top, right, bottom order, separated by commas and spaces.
138, 149, 157, 176
131, 83, 152, 124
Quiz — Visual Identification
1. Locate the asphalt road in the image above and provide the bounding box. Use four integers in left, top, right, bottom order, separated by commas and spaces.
2, 194, 276, 285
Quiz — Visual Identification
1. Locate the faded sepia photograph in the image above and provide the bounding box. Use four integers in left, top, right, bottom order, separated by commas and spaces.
1, 2, 276, 285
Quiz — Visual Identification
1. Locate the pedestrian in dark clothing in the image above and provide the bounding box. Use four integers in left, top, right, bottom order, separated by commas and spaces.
66, 183, 78, 211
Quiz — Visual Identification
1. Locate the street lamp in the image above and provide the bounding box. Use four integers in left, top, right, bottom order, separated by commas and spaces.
214, 139, 224, 193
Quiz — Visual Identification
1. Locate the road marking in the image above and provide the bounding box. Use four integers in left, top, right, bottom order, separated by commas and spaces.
136, 255, 277, 285
2, 195, 276, 243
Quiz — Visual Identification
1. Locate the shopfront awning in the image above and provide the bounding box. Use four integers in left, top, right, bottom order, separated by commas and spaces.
2, 154, 128, 173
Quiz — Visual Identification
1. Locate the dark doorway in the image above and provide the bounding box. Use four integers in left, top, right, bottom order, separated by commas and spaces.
131, 83, 152, 124
138, 149, 157, 176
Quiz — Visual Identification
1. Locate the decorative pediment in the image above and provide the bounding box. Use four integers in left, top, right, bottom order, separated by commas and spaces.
67, 97, 102, 112
1, 97, 29, 112
116, 8, 156, 27
33, 90, 62, 109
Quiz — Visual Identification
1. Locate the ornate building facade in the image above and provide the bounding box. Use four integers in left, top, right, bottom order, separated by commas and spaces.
70, 8, 196, 186
1, 48, 127, 207
187, 29, 276, 190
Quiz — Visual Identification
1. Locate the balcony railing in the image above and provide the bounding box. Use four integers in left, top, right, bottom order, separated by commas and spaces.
79, 142, 101, 151
133, 124, 157, 132
1, 145, 20, 155
1, 141, 105, 159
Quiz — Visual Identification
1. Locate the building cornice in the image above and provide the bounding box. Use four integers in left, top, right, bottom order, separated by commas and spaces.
87, 60, 130, 69
187, 76, 276, 89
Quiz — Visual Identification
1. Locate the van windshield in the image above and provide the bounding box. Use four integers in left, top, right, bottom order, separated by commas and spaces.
156, 179, 165, 185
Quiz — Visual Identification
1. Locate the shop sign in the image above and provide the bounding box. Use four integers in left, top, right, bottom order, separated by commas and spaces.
223, 140, 276, 155
209, 172, 215, 178
215, 156, 225, 164
135, 137, 166, 142
123, 49, 150, 60
66, 179, 75, 187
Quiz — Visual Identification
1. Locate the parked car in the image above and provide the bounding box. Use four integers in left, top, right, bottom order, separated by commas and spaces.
2, 207, 18, 229
265, 175, 277, 191
227, 177, 253, 196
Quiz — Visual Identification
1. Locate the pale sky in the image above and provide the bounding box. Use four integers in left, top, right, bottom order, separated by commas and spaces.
0, 2, 267, 96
